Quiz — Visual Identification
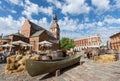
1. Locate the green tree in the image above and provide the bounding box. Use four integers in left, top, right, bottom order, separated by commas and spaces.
60, 37, 75, 49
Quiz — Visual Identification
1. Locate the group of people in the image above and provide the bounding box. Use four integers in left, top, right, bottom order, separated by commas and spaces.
2, 48, 14, 57
0, 48, 14, 63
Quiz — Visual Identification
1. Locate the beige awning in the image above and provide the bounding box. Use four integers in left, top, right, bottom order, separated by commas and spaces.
39, 40, 52, 47
2, 44, 14, 47
11, 40, 28, 46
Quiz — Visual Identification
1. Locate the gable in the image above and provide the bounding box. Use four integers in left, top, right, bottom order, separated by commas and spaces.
20, 19, 31, 37
31, 30, 45, 37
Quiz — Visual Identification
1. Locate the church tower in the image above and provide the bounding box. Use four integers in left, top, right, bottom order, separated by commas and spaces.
50, 14, 60, 40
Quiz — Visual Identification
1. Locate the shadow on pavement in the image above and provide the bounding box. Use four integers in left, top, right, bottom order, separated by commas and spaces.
39, 61, 85, 80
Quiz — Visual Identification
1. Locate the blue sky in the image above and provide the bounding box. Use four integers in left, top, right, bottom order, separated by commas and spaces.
0, 0, 120, 44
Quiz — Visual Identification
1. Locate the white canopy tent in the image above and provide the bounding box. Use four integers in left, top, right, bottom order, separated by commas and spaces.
11, 40, 28, 46
2, 44, 14, 47
39, 40, 53, 51
39, 40, 52, 47
11, 40, 32, 53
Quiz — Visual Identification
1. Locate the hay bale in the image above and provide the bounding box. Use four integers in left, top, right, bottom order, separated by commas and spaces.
15, 55, 23, 61
5, 64, 10, 70
6, 57, 11, 64
12, 70, 18, 73
8, 63, 18, 70
7, 55, 17, 64
30, 55, 41, 60
17, 65, 25, 72
18, 55, 30, 65
94, 54, 115, 63
5, 70, 13, 74
5, 54, 43, 73
5, 55, 32, 73
5, 63, 19, 70
14, 62, 20, 68
93, 56, 100, 61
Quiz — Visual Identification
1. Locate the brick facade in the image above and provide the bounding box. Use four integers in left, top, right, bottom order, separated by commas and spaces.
110, 32, 120, 50
20, 19, 31, 38
74, 35, 101, 51
0, 14, 60, 52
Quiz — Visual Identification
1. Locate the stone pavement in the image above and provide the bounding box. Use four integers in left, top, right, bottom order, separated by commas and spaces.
1, 58, 120, 81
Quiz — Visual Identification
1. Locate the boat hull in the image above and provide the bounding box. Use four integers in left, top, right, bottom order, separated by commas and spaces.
25, 54, 81, 77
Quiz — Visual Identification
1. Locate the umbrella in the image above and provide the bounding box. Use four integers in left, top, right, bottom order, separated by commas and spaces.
39, 41, 52, 51
39, 41, 52, 47
21, 43, 33, 52
11, 40, 28, 45
2, 44, 14, 47
40, 44, 52, 47
21, 43, 33, 47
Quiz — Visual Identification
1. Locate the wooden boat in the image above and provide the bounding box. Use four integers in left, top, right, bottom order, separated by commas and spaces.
25, 54, 81, 77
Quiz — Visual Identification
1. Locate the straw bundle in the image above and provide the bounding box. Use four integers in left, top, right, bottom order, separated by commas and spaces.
5, 54, 41, 74
30, 55, 40, 60
94, 54, 116, 63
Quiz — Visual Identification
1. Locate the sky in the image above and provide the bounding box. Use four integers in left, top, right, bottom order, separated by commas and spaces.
0, 0, 120, 44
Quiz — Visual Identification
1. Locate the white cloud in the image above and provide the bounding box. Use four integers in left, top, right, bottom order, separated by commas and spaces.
6, 0, 53, 18
84, 17, 89, 22
60, 31, 83, 39
22, 0, 53, 19
0, 1, 17, 14
92, 0, 110, 12
1, 0, 120, 44
97, 21, 103, 26
11, 10, 17, 14
22, 0, 39, 19
87, 26, 120, 43
104, 15, 120, 24
30, 17, 50, 30
83, 22, 96, 29
6, 0, 24, 6
58, 17, 79, 31
114, 0, 120, 9
62, 0, 90, 15
38, 17, 50, 29
0, 15, 50, 35
47, 0, 62, 9
0, 15, 25, 35
39, 6, 53, 16
58, 15, 120, 43
0, 14, 119, 44
47, 0, 90, 15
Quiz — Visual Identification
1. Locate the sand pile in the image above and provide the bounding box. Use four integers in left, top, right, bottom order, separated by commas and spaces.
94, 54, 116, 63
5, 54, 40, 74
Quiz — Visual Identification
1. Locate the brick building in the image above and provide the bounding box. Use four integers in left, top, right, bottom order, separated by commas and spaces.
109, 32, 120, 50
74, 35, 101, 51
0, 14, 60, 51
